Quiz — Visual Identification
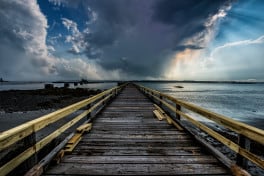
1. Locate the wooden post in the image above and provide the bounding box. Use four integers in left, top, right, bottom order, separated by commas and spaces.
176, 104, 181, 120
23, 132, 37, 173
236, 134, 250, 169
111, 90, 115, 98
86, 103, 91, 120
102, 95, 106, 106
159, 94, 162, 106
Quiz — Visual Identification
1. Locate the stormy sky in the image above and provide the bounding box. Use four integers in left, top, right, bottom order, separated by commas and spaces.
0, 0, 264, 81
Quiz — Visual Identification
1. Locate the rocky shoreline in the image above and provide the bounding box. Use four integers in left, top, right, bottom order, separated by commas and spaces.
0, 87, 101, 113
0, 87, 102, 132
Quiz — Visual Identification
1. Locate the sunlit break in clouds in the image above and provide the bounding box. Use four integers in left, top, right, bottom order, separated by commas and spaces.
0, 0, 263, 81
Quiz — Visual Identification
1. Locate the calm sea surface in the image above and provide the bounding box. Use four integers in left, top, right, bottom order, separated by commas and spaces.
1, 81, 263, 129
141, 82, 264, 129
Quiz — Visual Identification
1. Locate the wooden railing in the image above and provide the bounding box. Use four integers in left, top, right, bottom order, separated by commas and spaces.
136, 84, 264, 170
0, 84, 126, 175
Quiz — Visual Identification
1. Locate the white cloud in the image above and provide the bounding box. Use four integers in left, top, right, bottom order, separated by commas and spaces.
47, 33, 62, 45
48, 0, 65, 6
47, 45, 56, 52
165, 4, 232, 80
55, 58, 122, 80
61, 18, 90, 55
166, 35, 264, 81
211, 35, 264, 57
0, 0, 122, 81
61, 18, 78, 34
163, 4, 264, 81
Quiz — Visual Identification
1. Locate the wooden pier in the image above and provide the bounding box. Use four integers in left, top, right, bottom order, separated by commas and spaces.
0, 83, 263, 175
44, 84, 229, 175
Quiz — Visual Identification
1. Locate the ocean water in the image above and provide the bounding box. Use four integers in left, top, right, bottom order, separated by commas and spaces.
141, 82, 264, 129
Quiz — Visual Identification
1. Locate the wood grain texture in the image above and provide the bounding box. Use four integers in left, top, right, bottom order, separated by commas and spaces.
44, 84, 230, 175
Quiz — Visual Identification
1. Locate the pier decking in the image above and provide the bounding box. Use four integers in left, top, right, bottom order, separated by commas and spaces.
1, 83, 263, 176
44, 85, 230, 175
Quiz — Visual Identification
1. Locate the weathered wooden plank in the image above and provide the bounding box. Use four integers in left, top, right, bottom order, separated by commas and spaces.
90, 127, 176, 131
72, 146, 201, 150
62, 155, 218, 164
45, 163, 230, 175
76, 141, 199, 148
76, 123, 92, 133
153, 110, 165, 120
92, 121, 170, 125
80, 140, 194, 145
71, 148, 203, 156
85, 131, 186, 135
83, 134, 191, 139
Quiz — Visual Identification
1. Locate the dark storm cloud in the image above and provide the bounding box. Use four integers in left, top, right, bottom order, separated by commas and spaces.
152, 0, 229, 38
54, 0, 230, 78
173, 45, 204, 51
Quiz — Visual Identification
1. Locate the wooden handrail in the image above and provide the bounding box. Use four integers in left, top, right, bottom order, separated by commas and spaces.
0, 83, 126, 175
137, 84, 264, 145
135, 84, 264, 169
0, 86, 123, 150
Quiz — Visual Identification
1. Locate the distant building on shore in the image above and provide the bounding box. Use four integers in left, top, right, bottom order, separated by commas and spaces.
0, 77, 7, 82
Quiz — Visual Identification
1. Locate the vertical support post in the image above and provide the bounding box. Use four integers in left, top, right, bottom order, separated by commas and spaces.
236, 134, 250, 169
102, 95, 106, 106
23, 131, 37, 173
86, 103, 91, 120
176, 104, 181, 120
150, 92, 154, 102
111, 90, 115, 98
159, 94, 162, 106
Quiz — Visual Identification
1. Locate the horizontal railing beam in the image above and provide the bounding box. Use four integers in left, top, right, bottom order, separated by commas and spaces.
137, 84, 264, 145
136, 83, 264, 169
0, 86, 122, 151
0, 83, 127, 175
